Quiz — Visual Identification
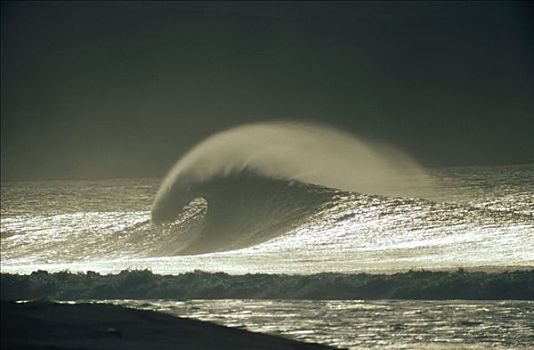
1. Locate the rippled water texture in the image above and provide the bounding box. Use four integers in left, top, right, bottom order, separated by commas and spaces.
86, 299, 534, 349
1, 165, 533, 274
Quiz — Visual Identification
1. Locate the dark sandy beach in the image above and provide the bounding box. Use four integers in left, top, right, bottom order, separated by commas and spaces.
1, 300, 336, 350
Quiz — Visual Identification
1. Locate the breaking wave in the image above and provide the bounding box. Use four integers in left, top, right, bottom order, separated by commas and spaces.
151, 122, 430, 254
3, 269, 533, 300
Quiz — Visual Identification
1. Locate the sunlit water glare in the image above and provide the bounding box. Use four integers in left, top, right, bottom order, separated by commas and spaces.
1, 165, 533, 274
3, 165, 533, 349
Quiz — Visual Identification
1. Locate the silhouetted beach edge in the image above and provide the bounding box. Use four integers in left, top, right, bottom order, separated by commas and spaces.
1, 300, 337, 350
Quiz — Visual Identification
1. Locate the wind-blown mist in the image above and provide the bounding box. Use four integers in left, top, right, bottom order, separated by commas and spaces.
147, 122, 435, 253
152, 122, 429, 224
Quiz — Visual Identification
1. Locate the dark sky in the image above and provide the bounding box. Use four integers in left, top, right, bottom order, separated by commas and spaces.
2, 1, 533, 180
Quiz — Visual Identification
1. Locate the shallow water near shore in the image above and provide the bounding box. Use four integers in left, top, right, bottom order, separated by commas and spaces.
83, 299, 534, 349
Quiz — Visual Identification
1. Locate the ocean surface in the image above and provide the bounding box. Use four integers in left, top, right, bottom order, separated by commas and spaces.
1, 165, 533, 274
2, 165, 533, 349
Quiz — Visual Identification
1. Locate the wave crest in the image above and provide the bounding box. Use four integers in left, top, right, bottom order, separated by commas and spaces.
151, 122, 430, 253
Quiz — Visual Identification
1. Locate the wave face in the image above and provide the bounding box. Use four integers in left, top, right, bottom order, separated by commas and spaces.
182, 174, 337, 254
151, 122, 430, 253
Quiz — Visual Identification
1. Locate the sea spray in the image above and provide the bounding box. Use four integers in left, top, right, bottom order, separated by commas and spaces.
148, 122, 435, 253
152, 121, 430, 224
